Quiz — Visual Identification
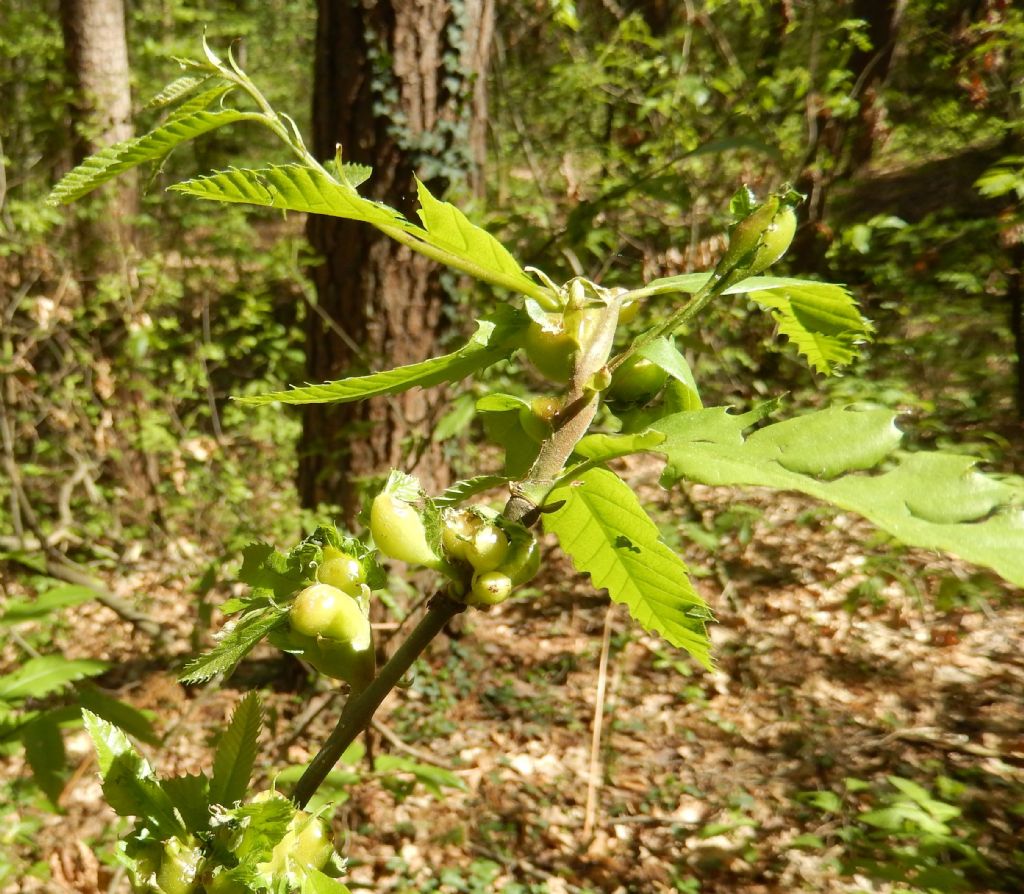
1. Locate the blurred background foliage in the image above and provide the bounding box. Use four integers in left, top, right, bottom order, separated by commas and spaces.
1, 0, 1021, 559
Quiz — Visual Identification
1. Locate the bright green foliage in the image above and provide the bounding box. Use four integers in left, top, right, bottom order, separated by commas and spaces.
31, 34, 1024, 893
543, 468, 712, 669
434, 476, 509, 508
413, 178, 539, 296
237, 310, 527, 407
210, 692, 262, 808
573, 430, 667, 465
975, 155, 1024, 200
82, 697, 349, 892
653, 405, 1024, 586
171, 165, 549, 299
48, 109, 252, 204
178, 606, 288, 684
170, 163, 402, 225
83, 711, 186, 839
159, 774, 210, 834
144, 75, 210, 108
640, 273, 870, 375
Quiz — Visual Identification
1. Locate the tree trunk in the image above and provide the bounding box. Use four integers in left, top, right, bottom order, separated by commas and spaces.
59, 0, 136, 265
301, 0, 494, 516
792, 0, 904, 271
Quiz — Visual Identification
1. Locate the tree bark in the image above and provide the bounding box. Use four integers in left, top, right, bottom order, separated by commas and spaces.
59, 0, 136, 268
792, 0, 904, 271
301, 0, 494, 516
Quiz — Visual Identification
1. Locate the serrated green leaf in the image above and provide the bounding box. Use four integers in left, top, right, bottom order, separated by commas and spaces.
82, 708, 139, 777
82, 711, 184, 836
411, 178, 537, 295
48, 110, 253, 204
237, 310, 526, 406
543, 468, 712, 668
160, 773, 211, 833
173, 164, 547, 300
144, 75, 209, 109
653, 405, 1024, 586
76, 683, 158, 745
103, 753, 185, 835
325, 157, 373, 189
210, 692, 262, 807
639, 273, 869, 374
573, 430, 666, 464
165, 83, 236, 120
303, 869, 352, 894
171, 164, 402, 225
748, 283, 866, 374
0, 656, 108, 701
21, 712, 67, 803
238, 542, 308, 599
233, 797, 294, 864
435, 475, 509, 507
1, 584, 95, 623
179, 606, 289, 684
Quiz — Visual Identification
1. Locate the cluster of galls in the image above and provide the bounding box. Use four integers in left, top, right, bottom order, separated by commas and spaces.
364, 488, 539, 608
279, 491, 541, 684
439, 508, 540, 607
275, 546, 375, 687
522, 302, 667, 405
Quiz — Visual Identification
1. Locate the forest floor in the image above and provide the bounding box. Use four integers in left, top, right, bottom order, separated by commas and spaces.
2, 464, 1023, 894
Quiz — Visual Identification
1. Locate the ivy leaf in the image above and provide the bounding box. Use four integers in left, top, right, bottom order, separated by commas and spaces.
209, 692, 262, 807
47, 110, 253, 204
0, 656, 108, 701
82, 711, 184, 837
237, 309, 527, 406
640, 273, 869, 375
543, 468, 712, 669
179, 606, 289, 684
411, 178, 538, 296
653, 405, 1024, 587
